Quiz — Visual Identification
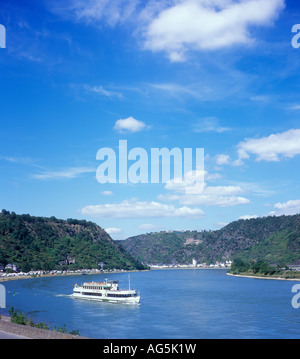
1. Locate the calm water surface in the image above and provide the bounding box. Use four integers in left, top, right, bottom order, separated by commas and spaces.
2, 269, 300, 339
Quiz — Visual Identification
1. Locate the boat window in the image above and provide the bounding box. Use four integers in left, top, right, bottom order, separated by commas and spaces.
85, 292, 102, 297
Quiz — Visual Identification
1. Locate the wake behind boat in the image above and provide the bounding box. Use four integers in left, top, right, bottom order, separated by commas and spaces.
72, 277, 140, 304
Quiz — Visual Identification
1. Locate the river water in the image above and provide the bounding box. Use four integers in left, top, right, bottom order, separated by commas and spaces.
1, 269, 299, 339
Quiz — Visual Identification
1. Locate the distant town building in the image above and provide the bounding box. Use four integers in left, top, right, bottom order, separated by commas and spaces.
5, 263, 18, 272
288, 265, 300, 272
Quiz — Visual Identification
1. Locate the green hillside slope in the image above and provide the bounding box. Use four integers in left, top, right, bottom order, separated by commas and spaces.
120, 214, 300, 266
0, 210, 146, 272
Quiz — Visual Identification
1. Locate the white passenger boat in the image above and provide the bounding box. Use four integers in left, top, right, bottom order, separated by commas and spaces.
72, 278, 140, 304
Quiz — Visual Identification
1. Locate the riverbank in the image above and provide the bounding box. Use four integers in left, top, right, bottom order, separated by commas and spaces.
227, 272, 300, 281
0, 271, 84, 283
0, 268, 149, 283
151, 266, 229, 270
0, 315, 88, 339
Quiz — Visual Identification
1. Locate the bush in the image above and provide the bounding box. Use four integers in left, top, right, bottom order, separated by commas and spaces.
53, 324, 80, 336
230, 258, 281, 276
230, 259, 250, 274
9, 307, 27, 325
8, 307, 79, 335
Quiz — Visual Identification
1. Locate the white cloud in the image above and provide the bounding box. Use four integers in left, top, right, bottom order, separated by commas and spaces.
148, 82, 204, 100
238, 214, 259, 220
162, 169, 249, 207
287, 104, 300, 111
81, 199, 205, 218
32, 167, 95, 180
163, 170, 221, 196
201, 185, 245, 196
162, 177, 250, 207
84, 84, 123, 99
50, 0, 139, 27
101, 191, 113, 196
164, 170, 205, 195
143, 0, 285, 61
216, 221, 229, 228
215, 154, 231, 165
148, 77, 247, 102
50, 0, 285, 62
105, 227, 122, 235
229, 181, 276, 197
237, 129, 300, 162
0, 156, 37, 165
231, 158, 245, 167
177, 192, 250, 207
114, 116, 149, 133
269, 199, 300, 216
138, 223, 164, 231
250, 95, 270, 103
193, 117, 231, 133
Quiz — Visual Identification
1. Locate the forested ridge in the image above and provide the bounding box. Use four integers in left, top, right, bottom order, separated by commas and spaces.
0, 210, 147, 272
1, 209, 299, 272
119, 214, 300, 266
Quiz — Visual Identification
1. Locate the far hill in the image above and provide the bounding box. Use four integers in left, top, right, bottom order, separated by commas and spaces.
0, 210, 147, 272
119, 214, 300, 266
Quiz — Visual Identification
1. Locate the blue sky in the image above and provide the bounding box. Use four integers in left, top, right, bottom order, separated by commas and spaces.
0, 0, 300, 239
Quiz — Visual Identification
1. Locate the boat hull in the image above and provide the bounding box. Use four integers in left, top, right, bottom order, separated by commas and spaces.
72, 292, 140, 304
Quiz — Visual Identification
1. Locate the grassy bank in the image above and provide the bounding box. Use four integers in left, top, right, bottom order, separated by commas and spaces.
227, 271, 300, 281
0, 313, 88, 339
228, 258, 300, 281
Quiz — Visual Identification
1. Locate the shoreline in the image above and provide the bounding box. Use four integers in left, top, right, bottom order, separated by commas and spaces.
227, 272, 300, 282
2, 267, 299, 284
150, 266, 228, 270
0, 315, 88, 339
0, 269, 149, 283
0, 266, 230, 283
